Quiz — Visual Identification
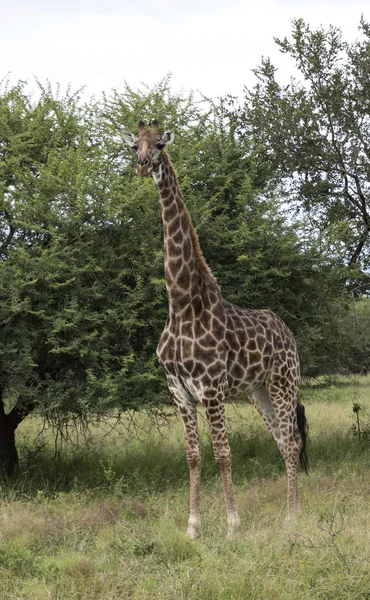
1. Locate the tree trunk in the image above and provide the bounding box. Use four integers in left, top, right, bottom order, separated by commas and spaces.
0, 391, 35, 478
0, 410, 19, 477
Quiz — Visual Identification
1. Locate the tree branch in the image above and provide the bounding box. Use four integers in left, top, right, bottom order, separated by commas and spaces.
6, 398, 35, 431
0, 224, 15, 254
349, 233, 369, 265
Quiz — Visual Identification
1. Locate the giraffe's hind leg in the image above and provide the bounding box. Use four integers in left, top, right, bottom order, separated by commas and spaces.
251, 385, 302, 521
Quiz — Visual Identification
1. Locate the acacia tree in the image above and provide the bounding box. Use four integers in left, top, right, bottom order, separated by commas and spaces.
0, 79, 220, 475
0, 75, 356, 477
0, 81, 169, 475
238, 18, 370, 273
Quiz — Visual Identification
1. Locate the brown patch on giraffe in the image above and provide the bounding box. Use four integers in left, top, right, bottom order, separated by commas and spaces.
178, 338, 192, 360
211, 420, 224, 431
256, 334, 266, 351
232, 315, 244, 329
192, 296, 203, 317
177, 266, 190, 290
202, 374, 212, 388
164, 203, 178, 220
275, 338, 284, 351
192, 362, 206, 378
179, 212, 188, 232
207, 361, 225, 378
172, 230, 183, 244
160, 187, 171, 199
235, 328, 246, 347
211, 315, 224, 333
181, 305, 194, 322
230, 362, 244, 380
169, 286, 185, 304
183, 359, 195, 374
167, 239, 182, 257
206, 406, 219, 416
168, 216, 181, 237
193, 344, 216, 365
264, 342, 273, 357
209, 290, 219, 305
199, 333, 218, 348
247, 364, 263, 380
201, 310, 212, 330
168, 257, 183, 278
225, 329, 237, 350
159, 337, 175, 362
247, 350, 262, 365
194, 319, 207, 338
213, 301, 226, 323
237, 350, 248, 369
266, 328, 273, 343
181, 322, 193, 337
162, 196, 174, 209
205, 397, 218, 407
263, 354, 271, 370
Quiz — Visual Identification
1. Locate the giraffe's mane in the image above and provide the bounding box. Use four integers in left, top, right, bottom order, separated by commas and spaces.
165, 153, 217, 285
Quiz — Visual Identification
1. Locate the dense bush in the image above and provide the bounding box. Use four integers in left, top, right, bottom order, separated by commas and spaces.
1, 43, 369, 473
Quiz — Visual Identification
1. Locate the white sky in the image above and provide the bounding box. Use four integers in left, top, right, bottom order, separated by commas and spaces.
2, 0, 369, 99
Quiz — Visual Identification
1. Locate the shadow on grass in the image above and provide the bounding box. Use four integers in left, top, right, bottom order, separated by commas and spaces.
5, 420, 370, 499
301, 374, 369, 390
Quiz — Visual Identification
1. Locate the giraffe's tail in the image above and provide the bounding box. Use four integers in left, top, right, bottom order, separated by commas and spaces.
297, 401, 309, 474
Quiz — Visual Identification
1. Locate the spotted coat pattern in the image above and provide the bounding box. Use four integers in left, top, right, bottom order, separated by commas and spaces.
123, 121, 305, 538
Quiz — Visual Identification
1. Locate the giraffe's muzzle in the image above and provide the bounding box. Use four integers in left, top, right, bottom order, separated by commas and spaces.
136, 164, 152, 177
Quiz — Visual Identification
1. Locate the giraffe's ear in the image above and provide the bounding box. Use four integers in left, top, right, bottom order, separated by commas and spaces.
161, 131, 175, 146
122, 132, 138, 148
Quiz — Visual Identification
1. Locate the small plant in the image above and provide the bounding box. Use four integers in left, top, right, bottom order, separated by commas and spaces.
351, 403, 370, 439
100, 459, 117, 491
352, 403, 362, 438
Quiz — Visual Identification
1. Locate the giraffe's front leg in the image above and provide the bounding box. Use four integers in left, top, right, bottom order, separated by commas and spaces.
177, 403, 202, 539
203, 390, 240, 537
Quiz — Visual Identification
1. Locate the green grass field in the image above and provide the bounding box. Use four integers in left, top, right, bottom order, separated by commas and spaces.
1, 377, 370, 599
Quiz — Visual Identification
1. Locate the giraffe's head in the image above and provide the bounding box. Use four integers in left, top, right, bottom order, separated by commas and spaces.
122, 120, 175, 177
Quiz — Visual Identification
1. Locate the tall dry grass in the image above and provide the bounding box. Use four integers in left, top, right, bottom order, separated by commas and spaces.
0, 376, 369, 599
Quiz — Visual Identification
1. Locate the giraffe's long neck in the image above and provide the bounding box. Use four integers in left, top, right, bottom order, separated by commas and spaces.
153, 152, 215, 309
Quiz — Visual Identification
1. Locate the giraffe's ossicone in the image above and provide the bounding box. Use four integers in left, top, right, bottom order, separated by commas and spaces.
123, 120, 308, 538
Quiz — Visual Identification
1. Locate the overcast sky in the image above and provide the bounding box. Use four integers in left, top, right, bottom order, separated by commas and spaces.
2, 0, 369, 99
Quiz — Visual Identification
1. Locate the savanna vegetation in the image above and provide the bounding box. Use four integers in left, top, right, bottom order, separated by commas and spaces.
1, 17, 370, 599
0, 378, 370, 599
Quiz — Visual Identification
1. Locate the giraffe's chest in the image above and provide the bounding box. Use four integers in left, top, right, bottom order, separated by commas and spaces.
156, 316, 226, 404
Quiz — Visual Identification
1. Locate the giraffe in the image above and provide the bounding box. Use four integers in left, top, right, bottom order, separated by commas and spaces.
122, 120, 308, 539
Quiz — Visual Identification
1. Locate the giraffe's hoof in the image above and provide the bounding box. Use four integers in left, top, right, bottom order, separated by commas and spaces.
227, 513, 240, 538
186, 517, 200, 540
283, 510, 300, 528
186, 526, 198, 540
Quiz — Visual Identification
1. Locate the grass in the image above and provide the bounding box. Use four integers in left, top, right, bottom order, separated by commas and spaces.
0, 376, 370, 599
